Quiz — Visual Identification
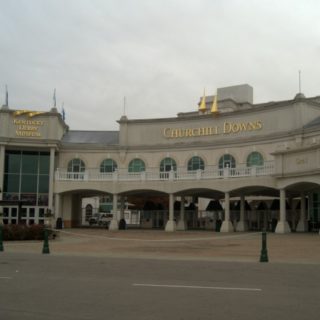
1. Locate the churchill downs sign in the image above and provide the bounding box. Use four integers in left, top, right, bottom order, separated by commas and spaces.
163, 120, 263, 139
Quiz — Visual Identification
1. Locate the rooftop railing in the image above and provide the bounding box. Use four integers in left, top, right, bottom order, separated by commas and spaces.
55, 161, 275, 182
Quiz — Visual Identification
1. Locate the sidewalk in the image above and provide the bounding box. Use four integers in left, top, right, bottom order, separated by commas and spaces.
3, 228, 320, 264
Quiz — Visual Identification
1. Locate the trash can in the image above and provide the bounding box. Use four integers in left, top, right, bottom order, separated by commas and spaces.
119, 218, 126, 230
215, 219, 222, 232
56, 218, 63, 229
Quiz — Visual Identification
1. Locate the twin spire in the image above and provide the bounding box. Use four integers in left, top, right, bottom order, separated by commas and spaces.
198, 89, 219, 114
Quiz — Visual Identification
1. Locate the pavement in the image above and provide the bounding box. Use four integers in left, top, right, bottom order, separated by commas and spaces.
1, 229, 320, 320
3, 228, 320, 264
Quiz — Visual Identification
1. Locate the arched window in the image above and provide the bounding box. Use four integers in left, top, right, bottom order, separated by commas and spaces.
67, 158, 85, 172
100, 159, 117, 172
247, 152, 264, 167
218, 154, 236, 169
128, 159, 145, 172
85, 204, 93, 221
160, 157, 177, 172
188, 156, 204, 171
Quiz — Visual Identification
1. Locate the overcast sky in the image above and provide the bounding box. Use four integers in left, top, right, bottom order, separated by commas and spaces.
0, 0, 319, 130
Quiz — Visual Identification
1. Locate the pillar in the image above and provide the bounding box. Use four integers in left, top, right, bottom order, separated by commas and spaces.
177, 196, 187, 231
165, 193, 176, 232
275, 189, 291, 233
109, 194, 119, 230
236, 194, 248, 231
0, 145, 5, 201
296, 193, 308, 232
120, 196, 125, 220
48, 147, 55, 212
220, 192, 234, 232
54, 193, 61, 218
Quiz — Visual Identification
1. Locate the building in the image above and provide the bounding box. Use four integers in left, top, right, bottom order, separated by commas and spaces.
1, 84, 320, 233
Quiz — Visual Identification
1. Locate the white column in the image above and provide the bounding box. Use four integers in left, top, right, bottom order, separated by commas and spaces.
165, 193, 176, 232
275, 189, 291, 233
296, 193, 308, 232
48, 147, 55, 211
54, 193, 61, 218
236, 194, 248, 231
120, 196, 125, 220
0, 145, 5, 201
177, 196, 187, 231
109, 193, 119, 230
221, 192, 234, 232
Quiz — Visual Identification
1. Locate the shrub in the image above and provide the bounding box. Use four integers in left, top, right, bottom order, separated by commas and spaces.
1, 224, 53, 241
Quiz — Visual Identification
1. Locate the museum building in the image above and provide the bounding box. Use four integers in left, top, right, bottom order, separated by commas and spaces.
1, 84, 320, 233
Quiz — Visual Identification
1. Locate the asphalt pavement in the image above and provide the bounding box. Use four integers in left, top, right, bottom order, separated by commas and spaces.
1, 229, 320, 320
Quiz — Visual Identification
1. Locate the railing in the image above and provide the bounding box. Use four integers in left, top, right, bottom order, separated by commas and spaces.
55, 161, 275, 182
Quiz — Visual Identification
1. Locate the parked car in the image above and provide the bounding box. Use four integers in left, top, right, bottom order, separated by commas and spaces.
89, 213, 113, 227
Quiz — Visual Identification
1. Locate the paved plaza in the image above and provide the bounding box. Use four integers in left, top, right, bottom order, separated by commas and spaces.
3, 229, 320, 263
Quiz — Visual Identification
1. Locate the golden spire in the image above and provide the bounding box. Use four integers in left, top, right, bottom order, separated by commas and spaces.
199, 89, 206, 112
211, 93, 218, 113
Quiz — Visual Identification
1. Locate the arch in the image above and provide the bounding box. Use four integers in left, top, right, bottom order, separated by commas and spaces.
187, 156, 205, 171
160, 157, 177, 172
218, 154, 236, 169
128, 159, 146, 172
67, 158, 85, 172
100, 159, 117, 172
247, 152, 264, 167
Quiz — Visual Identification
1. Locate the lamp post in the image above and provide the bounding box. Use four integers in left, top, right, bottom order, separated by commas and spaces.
42, 209, 52, 254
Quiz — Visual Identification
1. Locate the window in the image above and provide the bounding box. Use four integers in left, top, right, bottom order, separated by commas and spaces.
128, 159, 145, 172
188, 156, 204, 171
3, 150, 50, 206
67, 158, 85, 172
218, 154, 236, 168
160, 157, 177, 172
247, 152, 264, 167
100, 159, 117, 173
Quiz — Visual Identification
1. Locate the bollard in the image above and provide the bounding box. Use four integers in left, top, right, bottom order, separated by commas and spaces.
42, 227, 50, 254
259, 231, 268, 262
0, 225, 3, 252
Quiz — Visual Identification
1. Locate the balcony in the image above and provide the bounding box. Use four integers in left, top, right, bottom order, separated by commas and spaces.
55, 161, 275, 182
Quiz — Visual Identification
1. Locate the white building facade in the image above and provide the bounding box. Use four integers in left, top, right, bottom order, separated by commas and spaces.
1, 84, 320, 233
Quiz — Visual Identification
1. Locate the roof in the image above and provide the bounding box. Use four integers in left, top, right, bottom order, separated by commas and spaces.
304, 116, 320, 129
61, 130, 119, 145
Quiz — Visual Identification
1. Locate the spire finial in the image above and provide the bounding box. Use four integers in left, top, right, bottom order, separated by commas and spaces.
199, 88, 206, 112
5, 84, 8, 106
61, 102, 65, 121
123, 96, 126, 116
298, 70, 302, 94
211, 92, 218, 113
53, 88, 56, 107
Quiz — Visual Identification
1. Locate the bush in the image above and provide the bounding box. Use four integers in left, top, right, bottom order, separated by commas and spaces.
2, 224, 53, 241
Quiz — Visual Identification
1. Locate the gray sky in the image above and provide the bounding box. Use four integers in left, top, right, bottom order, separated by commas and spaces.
1, 0, 319, 130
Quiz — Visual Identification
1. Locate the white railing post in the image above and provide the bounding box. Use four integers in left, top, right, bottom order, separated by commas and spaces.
169, 170, 174, 181
113, 170, 118, 181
